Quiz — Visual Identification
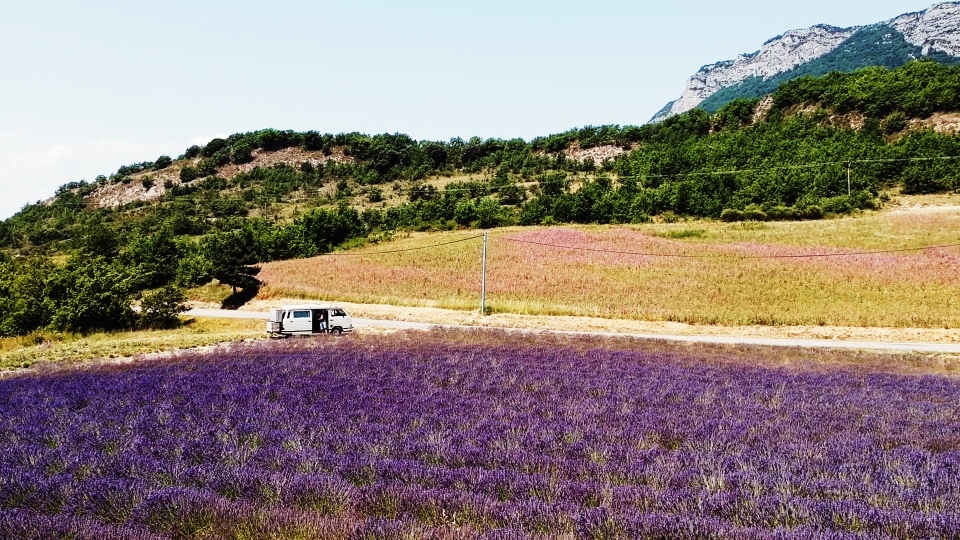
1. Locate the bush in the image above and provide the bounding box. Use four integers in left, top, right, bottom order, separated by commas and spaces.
742, 205, 768, 222
454, 200, 477, 226
475, 198, 504, 229
183, 145, 202, 159
154, 155, 173, 170
882, 112, 908, 135
231, 141, 254, 164
659, 211, 681, 223
498, 184, 526, 205
139, 286, 188, 329
821, 196, 855, 215
800, 205, 824, 220
201, 138, 229, 157
720, 209, 745, 222
180, 167, 199, 183
765, 206, 798, 221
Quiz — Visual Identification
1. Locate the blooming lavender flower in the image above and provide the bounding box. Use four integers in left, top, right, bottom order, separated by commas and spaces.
0, 332, 958, 538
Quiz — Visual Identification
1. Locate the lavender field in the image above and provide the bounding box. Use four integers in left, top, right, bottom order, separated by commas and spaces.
1, 332, 959, 539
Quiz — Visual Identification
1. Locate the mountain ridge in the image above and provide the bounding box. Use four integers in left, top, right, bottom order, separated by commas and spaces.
652, 2, 960, 122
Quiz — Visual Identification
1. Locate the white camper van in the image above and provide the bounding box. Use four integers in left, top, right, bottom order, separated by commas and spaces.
266, 304, 354, 336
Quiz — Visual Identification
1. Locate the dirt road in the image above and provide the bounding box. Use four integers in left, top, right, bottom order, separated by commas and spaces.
185, 308, 960, 354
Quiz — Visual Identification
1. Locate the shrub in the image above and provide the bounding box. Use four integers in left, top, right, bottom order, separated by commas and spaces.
882, 112, 908, 135
49, 258, 137, 334
821, 195, 855, 215
498, 184, 526, 205
336, 180, 353, 199
800, 205, 824, 219
180, 167, 199, 183
303, 130, 324, 151
630, 212, 651, 224
201, 138, 229, 157
139, 286, 188, 329
720, 209, 745, 222
475, 198, 504, 229
154, 155, 173, 170
231, 141, 254, 164
454, 200, 477, 226
659, 211, 681, 223
765, 206, 798, 221
182, 145, 201, 159
743, 205, 768, 222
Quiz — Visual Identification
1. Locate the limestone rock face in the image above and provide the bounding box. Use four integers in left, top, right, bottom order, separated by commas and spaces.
662, 26, 855, 121
652, 2, 960, 123
891, 2, 960, 56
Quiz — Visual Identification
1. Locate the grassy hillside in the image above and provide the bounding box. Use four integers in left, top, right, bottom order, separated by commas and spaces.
4, 61, 960, 337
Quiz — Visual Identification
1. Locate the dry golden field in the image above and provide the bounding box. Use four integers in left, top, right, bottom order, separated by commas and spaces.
0, 318, 264, 372
259, 197, 960, 328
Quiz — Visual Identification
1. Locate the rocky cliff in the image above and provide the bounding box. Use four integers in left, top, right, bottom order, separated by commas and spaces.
652, 2, 960, 122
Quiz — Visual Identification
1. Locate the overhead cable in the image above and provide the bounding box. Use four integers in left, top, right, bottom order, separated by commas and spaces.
320, 234, 484, 257
499, 236, 960, 260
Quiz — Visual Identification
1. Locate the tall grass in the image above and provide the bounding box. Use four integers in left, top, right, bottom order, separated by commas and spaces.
259, 207, 960, 328
0, 319, 264, 371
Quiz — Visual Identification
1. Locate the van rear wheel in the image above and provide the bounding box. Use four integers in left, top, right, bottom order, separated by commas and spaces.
331, 327, 343, 336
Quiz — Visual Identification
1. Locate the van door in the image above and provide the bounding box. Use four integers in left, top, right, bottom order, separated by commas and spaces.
312, 309, 328, 333
285, 309, 313, 334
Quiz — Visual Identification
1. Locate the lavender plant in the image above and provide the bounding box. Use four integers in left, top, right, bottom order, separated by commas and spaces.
0, 332, 958, 539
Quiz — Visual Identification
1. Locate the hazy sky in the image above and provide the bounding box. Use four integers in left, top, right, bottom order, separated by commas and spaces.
0, 0, 941, 218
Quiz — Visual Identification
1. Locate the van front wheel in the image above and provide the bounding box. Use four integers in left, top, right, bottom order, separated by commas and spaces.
331, 327, 343, 336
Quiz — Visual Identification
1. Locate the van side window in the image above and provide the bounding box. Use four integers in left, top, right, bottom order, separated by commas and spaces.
333, 309, 347, 317
292, 311, 311, 319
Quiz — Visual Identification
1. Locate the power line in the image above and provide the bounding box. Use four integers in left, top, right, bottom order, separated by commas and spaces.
498, 236, 960, 260
319, 234, 484, 257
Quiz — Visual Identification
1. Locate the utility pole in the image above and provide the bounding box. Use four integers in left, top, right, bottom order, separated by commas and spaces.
480, 230, 488, 316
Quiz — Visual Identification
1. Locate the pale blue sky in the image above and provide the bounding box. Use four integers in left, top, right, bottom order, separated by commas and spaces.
0, 0, 942, 218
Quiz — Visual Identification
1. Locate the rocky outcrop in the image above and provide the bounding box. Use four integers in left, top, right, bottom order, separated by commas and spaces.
652, 2, 960, 123
891, 2, 960, 56
656, 25, 855, 122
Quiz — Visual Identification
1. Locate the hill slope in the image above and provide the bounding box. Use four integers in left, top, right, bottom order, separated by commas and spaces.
652, 2, 960, 122
5, 62, 960, 337
6, 61, 960, 260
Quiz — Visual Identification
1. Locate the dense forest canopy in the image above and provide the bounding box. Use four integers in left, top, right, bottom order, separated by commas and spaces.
3, 60, 960, 337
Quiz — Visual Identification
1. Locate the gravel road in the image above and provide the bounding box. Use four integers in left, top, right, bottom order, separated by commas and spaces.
185, 308, 960, 354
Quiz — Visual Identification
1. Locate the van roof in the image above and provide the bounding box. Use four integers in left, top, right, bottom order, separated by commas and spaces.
278, 304, 344, 311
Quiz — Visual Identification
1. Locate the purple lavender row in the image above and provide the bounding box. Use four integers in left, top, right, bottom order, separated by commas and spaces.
1, 337, 958, 538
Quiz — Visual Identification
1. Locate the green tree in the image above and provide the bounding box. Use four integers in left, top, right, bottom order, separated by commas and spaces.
475, 198, 503, 229
154, 155, 173, 170
48, 257, 137, 333
140, 286, 188, 329
201, 230, 261, 294
122, 227, 183, 290
75, 219, 121, 258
